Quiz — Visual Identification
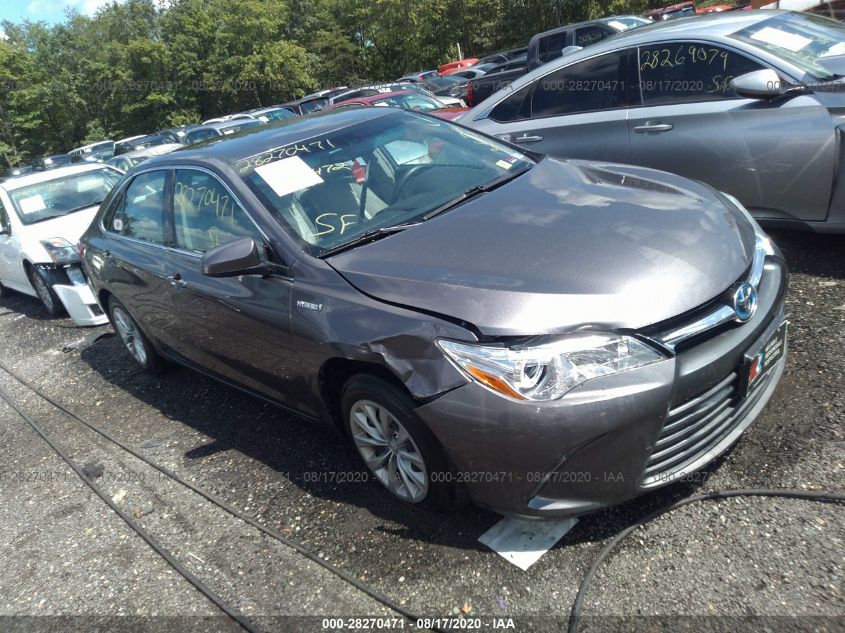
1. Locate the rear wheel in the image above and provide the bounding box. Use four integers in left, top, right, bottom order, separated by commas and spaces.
27, 266, 64, 316
341, 374, 463, 512
109, 298, 162, 373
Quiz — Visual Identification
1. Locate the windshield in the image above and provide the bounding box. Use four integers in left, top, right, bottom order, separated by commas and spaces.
730, 12, 845, 81
424, 76, 462, 90
374, 94, 444, 112
237, 111, 532, 256
9, 167, 121, 225
301, 98, 329, 114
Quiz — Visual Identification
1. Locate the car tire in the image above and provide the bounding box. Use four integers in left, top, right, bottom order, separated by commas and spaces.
108, 297, 163, 373
27, 266, 65, 316
341, 374, 464, 512
0, 281, 8, 299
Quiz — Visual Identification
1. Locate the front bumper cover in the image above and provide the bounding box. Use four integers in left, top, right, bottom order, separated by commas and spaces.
415, 257, 788, 517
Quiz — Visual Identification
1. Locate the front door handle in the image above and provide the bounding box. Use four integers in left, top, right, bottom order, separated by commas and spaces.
633, 122, 674, 133
515, 134, 544, 143
166, 273, 187, 288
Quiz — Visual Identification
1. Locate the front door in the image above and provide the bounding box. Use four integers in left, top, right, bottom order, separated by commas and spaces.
628, 41, 837, 221
162, 168, 297, 405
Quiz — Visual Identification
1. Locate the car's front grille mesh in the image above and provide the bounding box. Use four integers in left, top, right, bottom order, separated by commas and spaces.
642, 372, 741, 484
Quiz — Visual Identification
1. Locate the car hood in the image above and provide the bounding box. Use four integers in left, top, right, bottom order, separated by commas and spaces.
22, 206, 99, 246
328, 159, 756, 336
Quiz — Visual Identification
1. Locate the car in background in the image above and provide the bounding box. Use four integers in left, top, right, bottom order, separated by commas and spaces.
328, 90, 469, 120
450, 66, 495, 80
422, 74, 469, 102
0, 163, 121, 324
465, 10, 845, 233
159, 124, 204, 143
33, 155, 74, 171
107, 143, 183, 173
183, 119, 263, 146
476, 47, 528, 66
230, 107, 297, 123
80, 107, 787, 517
331, 83, 466, 108
526, 15, 650, 71
114, 133, 179, 156
68, 140, 115, 163
396, 70, 439, 83
439, 58, 480, 75
280, 87, 350, 115
3, 165, 34, 180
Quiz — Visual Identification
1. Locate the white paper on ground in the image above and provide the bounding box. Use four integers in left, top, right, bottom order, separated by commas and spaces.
479, 515, 578, 571
255, 155, 324, 198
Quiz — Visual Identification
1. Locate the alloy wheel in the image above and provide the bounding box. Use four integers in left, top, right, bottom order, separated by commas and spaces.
112, 306, 148, 366
349, 399, 429, 502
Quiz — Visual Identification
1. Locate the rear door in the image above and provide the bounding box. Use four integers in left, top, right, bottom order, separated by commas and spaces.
628, 41, 837, 221
96, 168, 178, 346
161, 167, 297, 404
482, 49, 633, 163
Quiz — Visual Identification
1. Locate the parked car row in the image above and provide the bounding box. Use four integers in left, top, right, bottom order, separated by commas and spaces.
0, 9, 838, 518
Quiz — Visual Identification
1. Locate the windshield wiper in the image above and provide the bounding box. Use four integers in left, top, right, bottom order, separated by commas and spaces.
319, 222, 420, 258
422, 163, 532, 221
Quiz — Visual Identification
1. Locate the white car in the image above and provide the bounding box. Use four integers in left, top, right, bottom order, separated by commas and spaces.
0, 164, 121, 325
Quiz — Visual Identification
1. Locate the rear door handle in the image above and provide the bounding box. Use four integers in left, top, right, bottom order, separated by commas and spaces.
515, 134, 544, 143
166, 273, 187, 288
633, 123, 674, 133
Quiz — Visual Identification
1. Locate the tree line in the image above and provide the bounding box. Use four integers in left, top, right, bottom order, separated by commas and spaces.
0, 0, 665, 166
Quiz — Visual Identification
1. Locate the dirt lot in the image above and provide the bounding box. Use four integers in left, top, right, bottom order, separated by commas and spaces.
0, 230, 843, 633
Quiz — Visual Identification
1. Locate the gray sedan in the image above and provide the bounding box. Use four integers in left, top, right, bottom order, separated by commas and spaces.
464, 10, 845, 233
80, 109, 787, 517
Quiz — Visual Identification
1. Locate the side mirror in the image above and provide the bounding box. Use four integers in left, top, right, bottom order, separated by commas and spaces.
731, 69, 783, 99
201, 237, 267, 278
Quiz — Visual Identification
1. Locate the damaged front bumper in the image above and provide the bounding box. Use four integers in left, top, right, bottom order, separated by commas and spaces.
36, 263, 108, 327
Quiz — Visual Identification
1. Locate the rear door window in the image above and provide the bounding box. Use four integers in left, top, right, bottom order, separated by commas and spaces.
108, 170, 168, 244
531, 50, 628, 118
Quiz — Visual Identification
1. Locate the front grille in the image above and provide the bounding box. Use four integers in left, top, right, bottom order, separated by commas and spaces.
642, 372, 741, 484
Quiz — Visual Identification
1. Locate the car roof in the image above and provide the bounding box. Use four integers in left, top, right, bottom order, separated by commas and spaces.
142, 108, 397, 170
1, 162, 111, 191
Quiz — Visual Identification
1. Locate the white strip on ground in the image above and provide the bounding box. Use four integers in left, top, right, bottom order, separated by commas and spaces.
479, 515, 578, 571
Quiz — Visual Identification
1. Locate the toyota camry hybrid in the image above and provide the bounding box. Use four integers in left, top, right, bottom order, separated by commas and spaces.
80, 109, 788, 517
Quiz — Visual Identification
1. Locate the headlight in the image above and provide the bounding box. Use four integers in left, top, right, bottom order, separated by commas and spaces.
40, 238, 80, 265
449, 85, 463, 97
437, 334, 665, 402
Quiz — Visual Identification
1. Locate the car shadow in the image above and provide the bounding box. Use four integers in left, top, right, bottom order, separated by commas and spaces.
0, 287, 85, 328
769, 230, 845, 280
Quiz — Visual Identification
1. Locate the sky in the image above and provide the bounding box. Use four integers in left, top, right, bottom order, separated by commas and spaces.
0, 0, 120, 27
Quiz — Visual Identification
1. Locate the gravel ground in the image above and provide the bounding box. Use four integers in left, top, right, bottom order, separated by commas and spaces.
0, 229, 842, 633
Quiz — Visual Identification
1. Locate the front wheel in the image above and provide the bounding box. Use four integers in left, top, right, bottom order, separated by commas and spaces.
27, 266, 64, 316
341, 374, 463, 512
109, 298, 163, 373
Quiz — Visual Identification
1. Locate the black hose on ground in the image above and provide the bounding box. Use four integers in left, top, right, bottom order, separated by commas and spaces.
1, 358, 842, 633
567, 488, 845, 633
